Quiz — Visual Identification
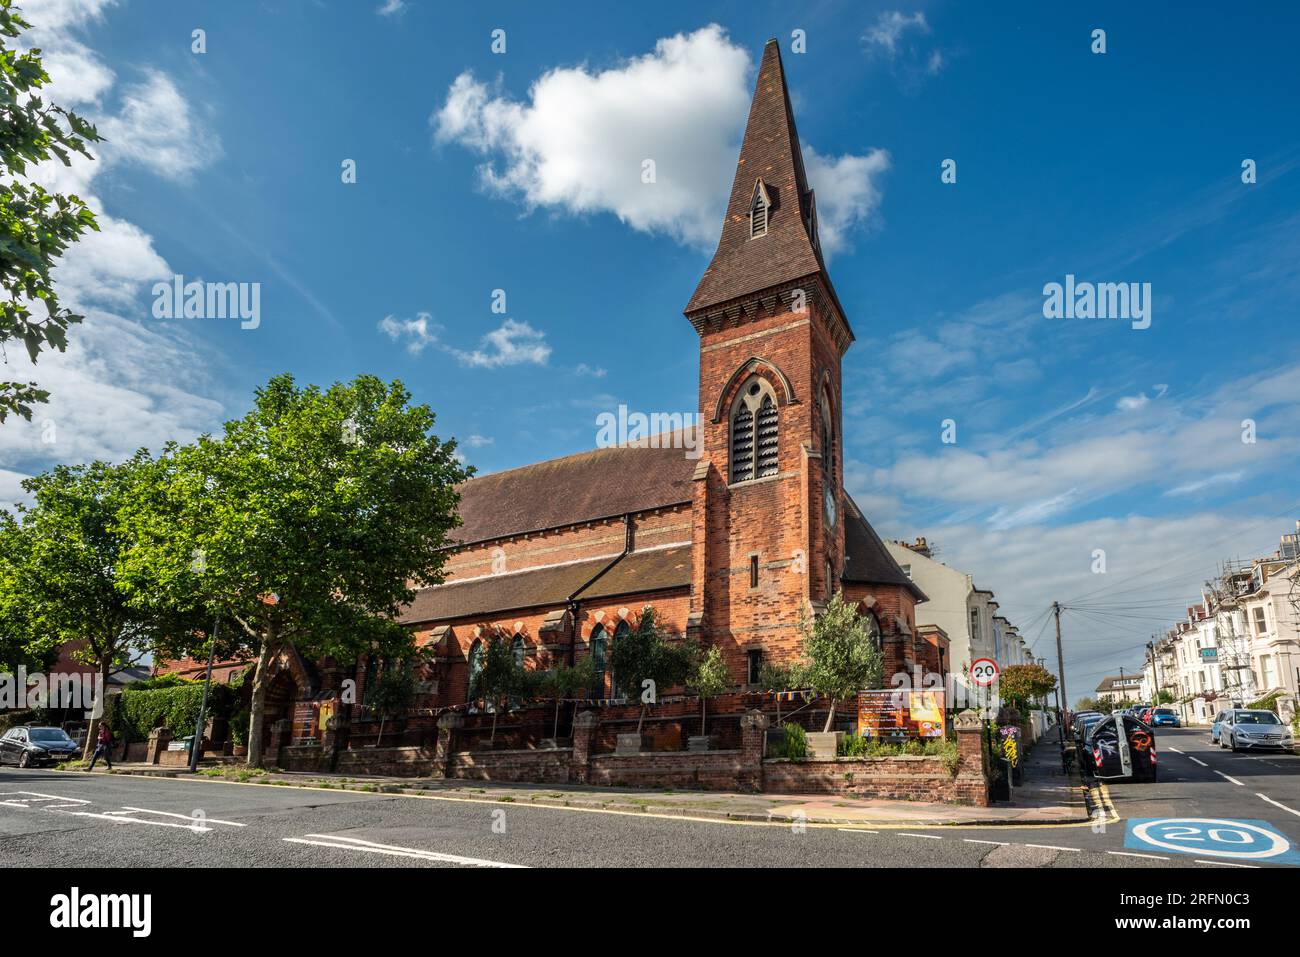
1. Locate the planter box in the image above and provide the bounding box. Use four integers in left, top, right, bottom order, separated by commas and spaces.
687, 735, 714, 753
806, 731, 843, 760
615, 733, 647, 756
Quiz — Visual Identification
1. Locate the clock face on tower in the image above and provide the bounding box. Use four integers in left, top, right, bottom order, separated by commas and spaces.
823, 486, 837, 527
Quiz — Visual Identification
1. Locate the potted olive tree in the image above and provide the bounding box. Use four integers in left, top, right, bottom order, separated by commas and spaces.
800, 593, 883, 760
687, 645, 732, 752
608, 607, 693, 754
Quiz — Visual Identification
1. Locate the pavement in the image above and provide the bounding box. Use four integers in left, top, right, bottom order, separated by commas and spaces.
2, 727, 1292, 868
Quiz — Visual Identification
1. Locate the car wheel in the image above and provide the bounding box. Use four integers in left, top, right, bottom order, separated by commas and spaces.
17, 750, 30, 768
1229, 735, 1239, 753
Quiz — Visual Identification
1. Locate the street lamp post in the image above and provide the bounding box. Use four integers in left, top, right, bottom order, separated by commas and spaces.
189, 620, 218, 774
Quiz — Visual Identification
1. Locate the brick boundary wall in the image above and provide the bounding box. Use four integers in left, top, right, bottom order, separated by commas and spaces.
267, 708, 989, 806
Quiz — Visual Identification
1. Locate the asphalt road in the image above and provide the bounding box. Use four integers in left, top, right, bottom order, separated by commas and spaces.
1, 727, 1295, 868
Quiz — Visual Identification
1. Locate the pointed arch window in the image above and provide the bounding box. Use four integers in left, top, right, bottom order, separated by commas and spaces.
749, 179, 771, 239
590, 625, 607, 698
612, 620, 630, 699
730, 376, 779, 483
468, 639, 484, 703
819, 392, 836, 487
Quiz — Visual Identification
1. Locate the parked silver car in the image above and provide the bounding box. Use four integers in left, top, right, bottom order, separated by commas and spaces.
1216, 709, 1294, 752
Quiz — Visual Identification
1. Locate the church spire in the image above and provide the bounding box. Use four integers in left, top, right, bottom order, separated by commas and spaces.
685, 38, 844, 331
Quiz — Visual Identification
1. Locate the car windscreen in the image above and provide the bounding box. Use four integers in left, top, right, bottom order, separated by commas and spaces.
28, 728, 73, 743
1153, 709, 1174, 716
1235, 712, 1281, 725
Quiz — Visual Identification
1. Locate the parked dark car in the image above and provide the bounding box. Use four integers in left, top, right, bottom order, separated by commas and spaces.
1086, 713, 1157, 782
0, 726, 80, 767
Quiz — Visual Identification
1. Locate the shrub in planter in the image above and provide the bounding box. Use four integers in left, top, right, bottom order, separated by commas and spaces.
779, 721, 807, 760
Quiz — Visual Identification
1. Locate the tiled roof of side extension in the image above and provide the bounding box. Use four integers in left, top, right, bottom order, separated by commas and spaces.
842, 495, 927, 602
453, 442, 696, 545
398, 545, 692, 625
684, 38, 849, 332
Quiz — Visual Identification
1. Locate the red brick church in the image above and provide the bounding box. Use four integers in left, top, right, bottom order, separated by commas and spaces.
163, 40, 944, 740
398, 39, 937, 706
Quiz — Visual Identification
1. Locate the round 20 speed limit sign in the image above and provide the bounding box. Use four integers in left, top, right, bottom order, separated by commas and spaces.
970, 658, 999, 687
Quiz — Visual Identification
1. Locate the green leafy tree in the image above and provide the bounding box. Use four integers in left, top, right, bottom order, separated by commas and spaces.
609, 606, 693, 735
689, 644, 732, 736
538, 656, 595, 741
0, 456, 196, 756
758, 660, 806, 727
469, 638, 539, 744
998, 663, 1058, 711
1154, 689, 1175, 705
367, 656, 418, 748
116, 374, 469, 766
1, 1, 103, 422
799, 592, 884, 732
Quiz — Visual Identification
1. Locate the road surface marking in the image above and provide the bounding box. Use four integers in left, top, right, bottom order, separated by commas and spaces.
50, 809, 212, 831
285, 833, 524, 868
898, 832, 942, 840
836, 828, 879, 834
1167, 747, 1183, 753
119, 805, 247, 826
1108, 851, 1169, 861
1025, 843, 1080, 852
1194, 859, 1258, 868
1187, 755, 1208, 766
963, 839, 1008, 846
1214, 770, 1246, 786
1255, 793, 1300, 818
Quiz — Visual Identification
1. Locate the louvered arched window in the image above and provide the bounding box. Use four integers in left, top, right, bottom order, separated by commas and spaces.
819, 392, 835, 486
730, 377, 779, 483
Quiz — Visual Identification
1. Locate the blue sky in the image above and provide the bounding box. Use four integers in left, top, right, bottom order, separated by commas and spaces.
4, 0, 1300, 695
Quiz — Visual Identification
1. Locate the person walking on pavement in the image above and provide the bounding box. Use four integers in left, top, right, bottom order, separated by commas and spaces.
87, 723, 114, 771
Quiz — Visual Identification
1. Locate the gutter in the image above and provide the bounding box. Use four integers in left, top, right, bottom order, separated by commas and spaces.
566, 513, 634, 666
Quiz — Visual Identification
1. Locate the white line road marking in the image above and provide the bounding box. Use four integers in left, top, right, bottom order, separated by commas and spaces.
1167, 747, 1183, 753
50, 809, 212, 832
1255, 793, 1300, 818
1108, 851, 1170, 861
1025, 844, 1080, 852
898, 832, 942, 840
1187, 756, 1208, 767
1214, 770, 1246, 786
119, 806, 247, 826
963, 839, 1008, 846
1194, 859, 1258, 868
284, 834, 525, 868
836, 828, 879, 834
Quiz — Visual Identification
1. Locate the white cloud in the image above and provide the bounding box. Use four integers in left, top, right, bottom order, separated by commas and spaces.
574, 362, 607, 378
376, 0, 407, 16
1165, 471, 1245, 497
463, 434, 493, 448
378, 313, 441, 355
433, 25, 887, 251
451, 319, 550, 369
862, 10, 946, 89
0, 0, 228, 504
99, 70, 222, 180
864, 11, 930, 56
802, 146, 890, 257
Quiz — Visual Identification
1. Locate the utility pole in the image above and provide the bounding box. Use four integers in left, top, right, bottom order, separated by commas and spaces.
1147, 640, 1161, 704
1053, 601, 1068, 727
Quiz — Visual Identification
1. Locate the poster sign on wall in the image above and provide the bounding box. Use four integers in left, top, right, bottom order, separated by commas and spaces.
856, 689, 946, 739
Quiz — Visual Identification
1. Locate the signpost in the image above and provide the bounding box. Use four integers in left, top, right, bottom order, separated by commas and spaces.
970, 658, 999, 687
